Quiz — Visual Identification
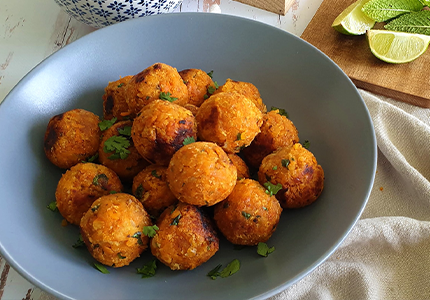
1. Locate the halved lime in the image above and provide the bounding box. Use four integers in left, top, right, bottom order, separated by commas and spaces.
332, 0, 376, 35
367, 29, 430, 63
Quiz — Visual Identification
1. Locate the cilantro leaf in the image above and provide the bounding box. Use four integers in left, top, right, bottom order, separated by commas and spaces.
170, 214, 181, 226
117, 253, 126, 259
132, 231, 144, 245
103, 136, 130, 160
183, 136, 195, 146
118, 126, 131, 137
219, 259, 240, 278
151, 170, 161, 179
264, 182, 282, 196
117, 83, 124, 88
270, 106, 289, 118
241, 211, 251, 219
143, 225, 159, 238
302, 140, 310, 149
214, 81, 219, 89
47, 201, 58, 212
137, 260, 157, 278
72, 235, 85, 248
135, 184, 144, 199
281, 159, 290, 168
207, 86, 216, 95
99, 117, 117, 131
207, 264, 222, 280
92, 173, 108, 187
159, 92, 177, 102
257, 242, 275, 257
94, 262, 110, 274
207, 70, 214, 78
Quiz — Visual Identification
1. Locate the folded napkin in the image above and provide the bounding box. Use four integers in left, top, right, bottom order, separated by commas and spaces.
272, 90, 430, 300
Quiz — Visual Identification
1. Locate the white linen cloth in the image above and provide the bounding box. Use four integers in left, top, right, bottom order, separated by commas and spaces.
272, 89, 430, 300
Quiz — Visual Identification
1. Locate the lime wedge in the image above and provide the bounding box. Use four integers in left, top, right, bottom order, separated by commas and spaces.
332, 0, 376, 35
367, 29, 430, 63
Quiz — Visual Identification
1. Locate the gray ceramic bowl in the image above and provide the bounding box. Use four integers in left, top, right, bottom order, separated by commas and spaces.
0, 13, 376, 300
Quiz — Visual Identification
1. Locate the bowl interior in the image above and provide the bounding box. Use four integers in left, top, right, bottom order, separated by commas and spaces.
0, 13, 376, 300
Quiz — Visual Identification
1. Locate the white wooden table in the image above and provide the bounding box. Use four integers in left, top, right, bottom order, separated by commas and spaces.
0, 0, 322, 299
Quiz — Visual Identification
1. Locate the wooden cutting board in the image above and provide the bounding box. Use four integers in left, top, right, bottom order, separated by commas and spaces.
234, 0, 295, 15
301, 0, 430, 107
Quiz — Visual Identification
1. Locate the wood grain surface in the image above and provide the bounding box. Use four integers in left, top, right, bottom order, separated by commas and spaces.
301, 0, 430, 107
234, 0, 295, 15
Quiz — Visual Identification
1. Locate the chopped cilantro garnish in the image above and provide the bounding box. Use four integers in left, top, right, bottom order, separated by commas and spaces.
47, 201, 57, 212
183, 136, 195, 146
92, 174, 108, 187
208, 259, 241, 280
207, 264, 222, 280
83, 153, 98, 163
72, 235, 85, 248
272, 165, 278, 170
118, 126, 131, 137
98, 117, 117, 131
135, 184, 144, 199
143, 225, 159, 238
241, 211, 251, 219
117, 83, 124, 88
264, 182, 282, 196
281, 159, 290, 168
151, 170, 161, 179
159, 92, 177, 102
257, 242, 275, 257
263, 206, 268, 211
236, 132, 242, 141
270, 106, 289, 118
103, 136, 130, 160
117, 253, 126, 259
170, 214, 181, 226
302, 140, 310, 149
207, 86, 216, 95
109, 190, 117, 194
214, 81, 219, 89
207, 70, 214, 78
137, 260, 157, 278
132, 232, 144, 245
91, 204, 101, 212
94, 262, 110, 274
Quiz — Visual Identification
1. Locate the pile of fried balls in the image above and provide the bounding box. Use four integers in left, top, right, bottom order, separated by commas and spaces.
43, 63, 324, 271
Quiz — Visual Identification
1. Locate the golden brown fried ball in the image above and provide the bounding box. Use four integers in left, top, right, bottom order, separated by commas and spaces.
227, 153, 250, 180
44, 109, 101, 169
131, 100, 197, 166
213, 78, 267, 113
179, 68, 216, 107
132, 165, 178, 218
80, 193, 152, 268
125, 63, 189, 117
167, 142, 237, 206
151, 202, 219, 270
55, 162, 123, 225
102, 76, 133, 121
196, 92, 263, 153
242, 109, 299, 169
213, 179, 282, 245
258, 143, 324, 209
98, 120, 149, 182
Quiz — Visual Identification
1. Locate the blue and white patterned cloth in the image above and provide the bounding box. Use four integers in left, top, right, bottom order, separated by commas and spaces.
54, 0, 182, 28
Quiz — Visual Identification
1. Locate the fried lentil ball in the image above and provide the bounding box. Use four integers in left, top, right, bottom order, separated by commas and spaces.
227, 153, 250, 180
44, 109, 101, 169
167, 142, 237, 207
151, 202, 219, 270
213, 78, 267, 113
131, 100, 197, 166
213, 179, 282, 246
98, 120, 149, 182
102, 76, 133, 121
132, 164, 178, 218
179, 68, 216, 107
80, 193, 152, 268
195, 92, 263, 153
55, 162, 123, 225
258, 143, 324, 209
242, 109, 300, 169
125, 63, 189, 117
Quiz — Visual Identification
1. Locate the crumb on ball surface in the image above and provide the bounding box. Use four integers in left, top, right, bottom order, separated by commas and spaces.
258, 143, 324, 209
167, 141, 237, 206
151, 202, 219, 270
80, 193, 152, 268
44, 109, 101, 169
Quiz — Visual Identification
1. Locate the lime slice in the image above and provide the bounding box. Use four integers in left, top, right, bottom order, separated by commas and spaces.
332, 0, 376, 35
367, 29, 430, 63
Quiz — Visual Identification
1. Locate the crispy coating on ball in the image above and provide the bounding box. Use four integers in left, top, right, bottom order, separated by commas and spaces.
167, 142, 237, 206
196, 92, 263, 153
242, 110, 299, 169
44, 109, 101, 169
102, 76, 133, 121
179, 68, 216, 107
213, 179, 282, 245
132, 165, 178, 218
98, 120, 149, 182
131, 100, 197, 166
55, 163, 123, 225
213, 78, 267, 113
227, 153, 250, 180
258, 143, 324, 209
125, 63, 189, 117
151, 202, 219, 270
183, 103, 199, 116
80, 193, 152, 268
